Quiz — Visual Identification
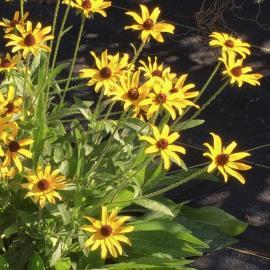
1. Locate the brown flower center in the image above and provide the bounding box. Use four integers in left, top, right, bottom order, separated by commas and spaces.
37, 179, 50, 191
100, 225, 113, 237
143, 19, 154, 30
225, 39, 234, 48
152, 69, 162, 77
231, 66, 242, 77
24, 33, 36, 46
9, 141, 20, 152
0, 59, 11, 68
82, 0, 91, 9
170, 88, 178, 93
156, 93, 167, 104
5, 102, 14, 113
156, 139, 168, 149
215, 154, 229, 166
127, 88, 139, 100
100, 67, 112, 79
10, 20, 18, 27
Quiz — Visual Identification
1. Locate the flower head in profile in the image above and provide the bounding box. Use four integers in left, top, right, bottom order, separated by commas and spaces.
62, 0, 111, 18
80, 50, 130, 94
203, 133, 252, 184
139, 56, 176, 82
1, 134, 33, 172
0, 53, 21, 73
112, 70, 150, 118
81, 206, 134, 259
125, 5, 175, 43
139, 124, 186, 170
219, 52, 263, 87
0, 166, 16, 180
0, 85, 23, 117
209, 32, 251, 58
0, 117, 18, 143
21, 165, 67, 208
5, 21, 54, 58
0, 11, 29, 33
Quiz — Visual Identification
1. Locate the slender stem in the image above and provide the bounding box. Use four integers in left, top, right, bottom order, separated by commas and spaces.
104, 100, 116, 120
130, 41, 145, 68
61, 15, 86, 104
246, 143, 270, 152
93, 90, 104, 121
53, 76, 84, 84
173, 61, 221, 127
22, 56, 30, 119
51, 3, 71, 70
48, 0, 61, 67
176, 79, 229, 131
20, 0, 24, 17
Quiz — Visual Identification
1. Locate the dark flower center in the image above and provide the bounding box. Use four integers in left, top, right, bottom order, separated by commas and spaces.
10, 20, 18, 27
9, 141, 20, 152
37, 179, 50, 191
156, 139, 168, 149
170, 88, 178, 93
5, 102, 14, 113
156, 93, 167, 104
215, 154, 229, 166
225, 39, 234, 48
82, 0, 91, 9
0, 59, 11, 68
100, 67, 112, 79
100, 225, 113, 237
24, 33, 36, 46
231, 66, 242, 77
152, 69, 162, 77
143, 19, 154, 30
127, 88, 139, 100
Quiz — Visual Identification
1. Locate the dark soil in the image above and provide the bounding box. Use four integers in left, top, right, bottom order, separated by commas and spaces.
1, 1, 270, 269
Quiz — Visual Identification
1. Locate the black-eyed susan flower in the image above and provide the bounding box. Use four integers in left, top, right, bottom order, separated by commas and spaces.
209, 32, 251, 58
4, 21, 54, 59
2, 134, 33, 172
0, 85, 23, 117
125, 5, 175, 43
203, 133, 251, 184
62, 0, 111, 18
219, 52, 263, 87
0, 166, 16, 179
21, 165, 67, 208
80, 50, 130, 94
0, 53, 21, 73
139, 124, 186, 170
0, 11, 29, 34
112, 70, 150, 118
139, 56, 176, 82
80, 206, 134, 259
0, 116, 18, 141
140, 78, 195, 120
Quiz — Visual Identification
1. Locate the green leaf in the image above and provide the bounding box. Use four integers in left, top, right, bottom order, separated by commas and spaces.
54, 258, 71, 270
1, 225, 19, 238
181, 206, 247, 236
174, 119, 205, 131
0, 255, 10, 270
57, 204, 71, 225
27, 254, 45, 270
135, 199, 175, 217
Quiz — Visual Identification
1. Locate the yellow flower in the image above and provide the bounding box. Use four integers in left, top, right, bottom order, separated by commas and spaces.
140, 78, 195, 120
209, 32, 251, 58
2, 134, 33, 172
112, 70, 150, 118
203, 133, 252, 184
62, 0, 111, 18
0, 166, 16, 180
0, 85, 23, 117
21, 165, 67, 208
5, 21, 54, 59
0, 53, 21, 73
139, 124, 186, 170
0, 116, 18, 143
81, 206, 134, 259
139, 56, 176, 82
219, 52, 263, 87
0, 11, 29, 34
80, 50, 130, 94
125, 5, 175, 43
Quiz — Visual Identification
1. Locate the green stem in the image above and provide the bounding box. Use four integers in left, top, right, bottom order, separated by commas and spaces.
53, 76, 84, 84
20, 0, 24, 17
176, 79, 229, 131
130, 41, 145, 68
61, 15, 86, 104
173, 61, 221, 127
22, 56, 30, 119
51, 3, 71, 71
246, 144, 270, 152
